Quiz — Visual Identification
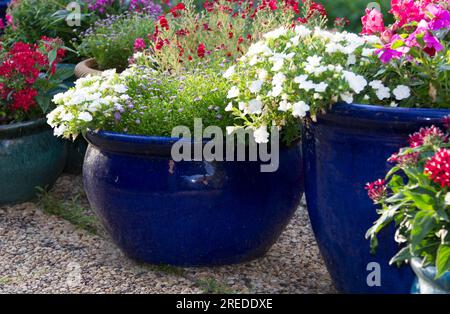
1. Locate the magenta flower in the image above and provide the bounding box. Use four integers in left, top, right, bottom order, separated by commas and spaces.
134, 38, 146, 51
427, 4, 450, 30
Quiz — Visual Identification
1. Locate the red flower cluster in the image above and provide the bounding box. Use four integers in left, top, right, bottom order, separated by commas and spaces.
388, 151, 420, 166
425, 148, 450, 187
0, 38, 65, 116
365, 179, 387, 202
148, 0, 328, 64
408, 126, 448, 148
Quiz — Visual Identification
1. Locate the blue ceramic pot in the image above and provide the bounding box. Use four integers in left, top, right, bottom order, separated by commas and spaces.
410, 258, 450, 294
0, 119, 67, 205
302, 103, 450, 294
0, 1, 9, 20
83, 131, 304, 266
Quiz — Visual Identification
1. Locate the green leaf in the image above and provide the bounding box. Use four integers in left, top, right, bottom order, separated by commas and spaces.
48, 49, 58, 68
436, 244, 450, 279
389, 246, 412, 266
404, 190, 435, 211
54, 66, 75, 82
411, 211, 437, 249
35, 95, 51, 113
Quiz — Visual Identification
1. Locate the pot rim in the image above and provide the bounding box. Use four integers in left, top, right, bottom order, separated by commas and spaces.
0, 118, 48, 139
410, 257, 450, 288
315, 103, 450, 131
74, 58, 103, 78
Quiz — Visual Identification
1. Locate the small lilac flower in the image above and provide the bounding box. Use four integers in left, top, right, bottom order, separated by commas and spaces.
114, 111, 121, 122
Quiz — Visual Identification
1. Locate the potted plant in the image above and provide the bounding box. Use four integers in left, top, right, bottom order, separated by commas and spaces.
366, 124, 450, 294
302, 0, 449, 293
46, 0, 314, 266
0, 37, 70, 205
74, 11, 159, 78
224, 0, 449, 293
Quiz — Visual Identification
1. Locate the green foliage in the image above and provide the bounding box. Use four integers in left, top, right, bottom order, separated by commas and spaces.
3, 0, 96, 62
77, 13, 156, 71
366, 130, 450, 278
37, 188, 100, 235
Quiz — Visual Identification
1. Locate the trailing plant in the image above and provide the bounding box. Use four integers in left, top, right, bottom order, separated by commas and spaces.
47, 65, 235, 138
366, 123, 450, 278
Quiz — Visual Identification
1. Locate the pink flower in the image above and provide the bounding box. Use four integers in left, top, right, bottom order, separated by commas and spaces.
133, 38, 146, 51
427, 3, 450, 30
425, 148, 450, 187
365, 179, 387, 202
408, 126, 447, 148
361, 8, 385, 35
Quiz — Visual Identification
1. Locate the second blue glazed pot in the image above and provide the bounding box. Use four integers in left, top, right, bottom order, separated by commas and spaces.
83, 131, 304, 266
410, 258, 450, 294
302, 103, 450, 294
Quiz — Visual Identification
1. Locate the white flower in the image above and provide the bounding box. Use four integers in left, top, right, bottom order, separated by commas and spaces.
362, 48, 375, 57
376, 87, 391, 100
52, 93, 65, 103
393, 85, 411, 101
343, 71, 367, 94
347, 54, 356, 66
278, 99, 292, 112
253, 125, 270, 144
53, 125, 67, 137
294, 25, 312, 37
78, 112, 93, 122
390, 101, 398, 107
292, 101, 310, 118
257, 69, 268, 81
314, 82, 328, 93
247, 42, 271, 57
227, 86, 240, 99
340, 92, 354, 104
294, 75, 308, 84
247, 99, 263, 114
298, 80, 316, 91
225, 102, 233, 112
114, 84, 128, 93
272, 73, 286, 86
270, 85, 283, 97
263, 27, 287, 40
223, 66, 235, 79
369, 80, 384, 90
62, 112, 75, 122
249, 80, 264, 93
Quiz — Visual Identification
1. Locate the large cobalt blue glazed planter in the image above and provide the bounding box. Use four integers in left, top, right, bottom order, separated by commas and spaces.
302, 103, 450, 294
83, 131, 304, 266
0, 119, 67, 205
410, 258, 450, 294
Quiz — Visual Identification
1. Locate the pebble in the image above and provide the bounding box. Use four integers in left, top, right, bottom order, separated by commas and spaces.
0, 175, 336, 294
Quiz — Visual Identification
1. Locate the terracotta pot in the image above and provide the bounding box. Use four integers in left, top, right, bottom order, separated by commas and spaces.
74, 58, 102, 78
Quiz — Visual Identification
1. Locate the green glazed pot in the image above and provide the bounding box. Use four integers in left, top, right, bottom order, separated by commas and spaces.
0, 119, 67, 205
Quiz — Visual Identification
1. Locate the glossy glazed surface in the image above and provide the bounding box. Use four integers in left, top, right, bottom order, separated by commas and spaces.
303, 103, 450, 294
83, 131, 304, 266
0, 119, 67, 205
410, 258, 450, 294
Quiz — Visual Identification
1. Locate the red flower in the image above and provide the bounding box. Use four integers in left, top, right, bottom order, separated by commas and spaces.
237, 36, 244, 45
425, 148, 450, 187
10, 88, 38, 112
228, 32, 234, 39
197, 42, 206, 58
158, 15, 169, 30
204, 0, 215, 12
409, 126, 447, 148
388, 151, 420, 166
307, 2, 327, 18
365, 179, 387, 202
268, 0, 278, 10
170, 3, 186, 17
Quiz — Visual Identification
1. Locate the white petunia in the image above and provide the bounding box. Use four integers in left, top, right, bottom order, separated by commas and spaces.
78, 112, 93, 122
270, 84, 283, 97
278, 99, 292, 112
225, 102, 233, 112
61, 112, 75, 122
369, 80, 384, 90
292, 101, 310, 118
375, 86, 391, 100
263, 27, 287, 40
253, 125, 270, 144
249, 80, 264, 94
343, 71, 367, 94
294, 25, 312, 37
294, 75, 308, 84
272, 73, 286, 86
227, 86, 240, 99
223, 66, 235, 79
314, 82, 328, 93
257, 69, 268, 81
247, 99, 263, 114
340, 92, 354, 104
298, 80, 316, 91
393, 85, 411, 101
347, 54, 356, 66
362, 48, 375, 57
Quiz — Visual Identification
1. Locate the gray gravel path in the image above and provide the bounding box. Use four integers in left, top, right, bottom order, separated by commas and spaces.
0, 175, 336, 294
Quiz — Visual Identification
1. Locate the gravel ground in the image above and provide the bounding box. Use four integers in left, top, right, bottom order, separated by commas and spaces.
0, 175, 336, 294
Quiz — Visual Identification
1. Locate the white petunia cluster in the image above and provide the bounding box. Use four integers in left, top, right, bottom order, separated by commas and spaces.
224, 26, 380, 143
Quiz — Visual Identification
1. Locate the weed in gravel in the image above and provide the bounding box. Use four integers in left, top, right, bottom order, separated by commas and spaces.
36, 188, 99, 235
196, 277, 235, 294
0, 276, 11, 285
